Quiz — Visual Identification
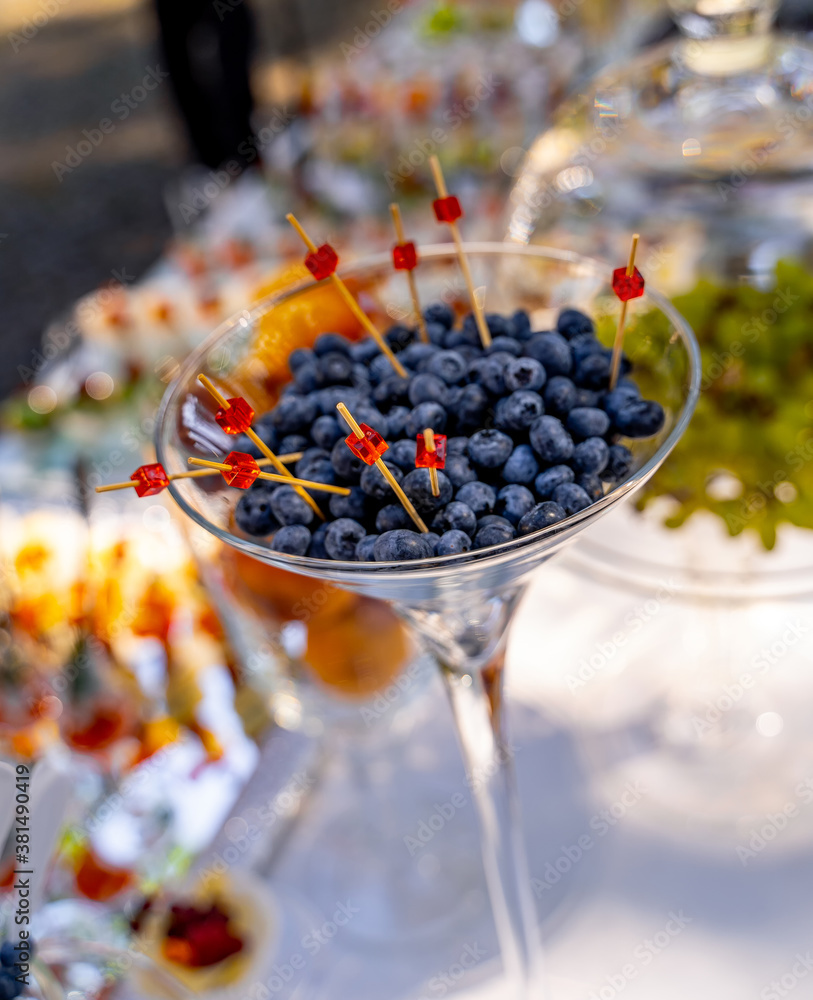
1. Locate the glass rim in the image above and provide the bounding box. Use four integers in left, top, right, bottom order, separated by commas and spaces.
156, 241, 702, 578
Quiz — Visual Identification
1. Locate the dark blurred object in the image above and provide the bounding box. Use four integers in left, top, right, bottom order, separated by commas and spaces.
153, 0, 257, 171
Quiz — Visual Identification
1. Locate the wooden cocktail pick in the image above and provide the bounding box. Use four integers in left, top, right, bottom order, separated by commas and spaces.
197, 373, 325, 520
609, 234, 644, 390
187, 455, 351, 495
94, 453, 304, 495
416, 427, 447, 498
336, 401, 428, 533
286, 214, 408, 378
389, 202, 428, 344
428, 155, 491, 349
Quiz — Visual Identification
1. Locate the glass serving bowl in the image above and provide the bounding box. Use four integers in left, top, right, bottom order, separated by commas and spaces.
156, 242, 700, 997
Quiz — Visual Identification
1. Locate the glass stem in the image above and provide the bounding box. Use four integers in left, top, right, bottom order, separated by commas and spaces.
441, 654, 541, 998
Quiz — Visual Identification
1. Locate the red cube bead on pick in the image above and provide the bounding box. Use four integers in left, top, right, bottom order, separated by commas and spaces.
130, 463, 169, 497
612, 266, 645, 302
393, 242, 418, 271
345, 424, 389, 466
416, 433, 447, 469
222, 451, 260, 489
433, 196, 463, 224
215, 397, 255, 435
304, 243, 339, 281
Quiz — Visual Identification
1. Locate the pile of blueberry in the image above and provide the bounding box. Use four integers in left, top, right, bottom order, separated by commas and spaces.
233, 304, 664, 561
0, 940, 26, 999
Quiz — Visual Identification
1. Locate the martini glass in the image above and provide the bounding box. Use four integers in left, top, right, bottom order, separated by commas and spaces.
155, 243, 700, 997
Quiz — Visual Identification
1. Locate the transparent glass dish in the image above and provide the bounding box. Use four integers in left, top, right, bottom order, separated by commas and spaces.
155, 242, 700, 996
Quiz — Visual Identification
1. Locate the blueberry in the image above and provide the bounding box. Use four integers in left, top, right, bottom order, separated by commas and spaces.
427, 350, 468, 385
388, 438, 418, 470
494, 391, 544, 433
293, 361, 322, 393
474, 518, 515, 548
279, 434, 309, 454
329, 486, 371, 521
372, 375, 411, 410
574, 388, 601, 408
571, 437, 610, 475
517, 501, 567, 535
373, 530, 434, 561
445, 437, 467, 454
566, 406, 611, 439
613, 400, 666, 437
456, 481, 497, 517
311, 414, 343, 450
408, 373, 447, 406
360, 461, 404, 499
529, 415, 574, 463
476, 352, 516, 396
486, 336, 522, 357
272, 394, 319, 435
496, 484, 535, 525
330, 438, 365, 482
512, 309, 532, 341
317, 386, 360, 415
534, 464, 574, 499
569, 334, 604, 366
405, 402, 447, 437
354, 405, 390, 439
295, 448, 336, 484
320, 351, 353, 385
355, 534, 379, 561
314, 332, 351, 356
504, 357, 546, 393
477, 514, 515, 530
577, 473, 604, 501
432, 500, 477, 536
387, 406, 410, 438
436, 530, 472, 555
524, 332, 572, 376
477, 312, 516, 339
235, 484, 279, 536
502, 444, 539, 485
401, 343, 436, 370
351, 365, 372, 393
271, 524, 311, 555
350, 338, 381, 364
385, 323, 413, 350
543, 376, 577, 416
308, 522, 330, 558
376, 504, 411, 532
325, 518, 366, 560
402, 469, 453, 512
468, 429, 513, 470
0, 973, 17, 1000
573, 353, 611, 390
425, 322, 448, 346
552, 482, 593, 514
445, 453, 478, 487
454, 384, 489, 431
370, 353, 399, 383
425, 531, 441, 553
424, 303, 455, 329
288, 347, 314, 372
557, 308, 594, 339
270, 486, 315, 526
602, 385, 641, 420
235, 416, 277, 458
0, 943, 17, 968
604, 443, 634, 482
445, 330, 471, 349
